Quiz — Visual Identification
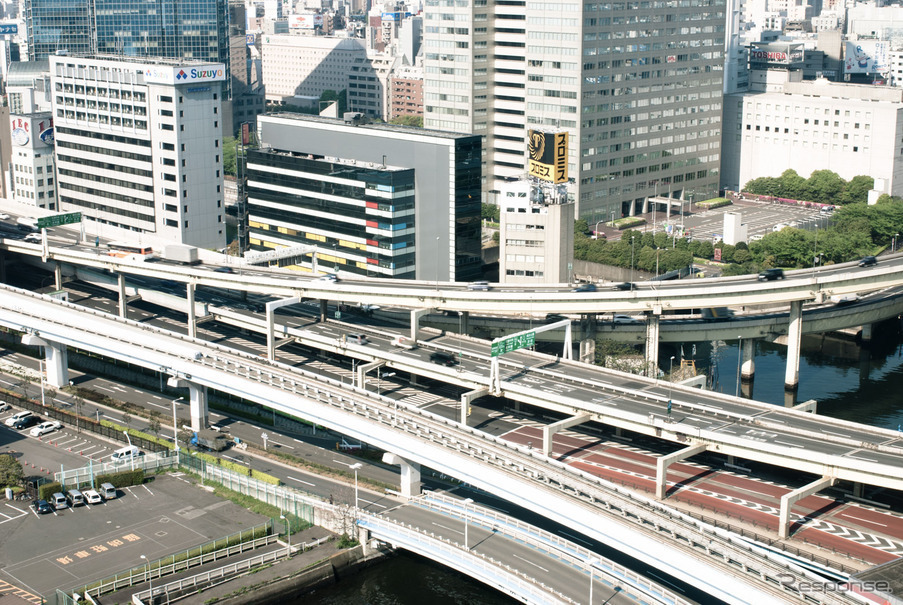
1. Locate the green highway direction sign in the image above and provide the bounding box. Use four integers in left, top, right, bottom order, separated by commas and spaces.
491, 331, 536, 357
37, 212, 82, 229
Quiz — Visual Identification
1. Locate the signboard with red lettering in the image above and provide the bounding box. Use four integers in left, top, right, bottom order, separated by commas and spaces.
10, 114, 53, 149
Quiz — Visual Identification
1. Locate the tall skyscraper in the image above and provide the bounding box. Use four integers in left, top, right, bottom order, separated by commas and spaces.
423, 0, 727, 223
26, 0, 231, 97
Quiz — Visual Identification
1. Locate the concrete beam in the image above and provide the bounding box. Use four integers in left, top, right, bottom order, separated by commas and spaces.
542, 413, 591, 457
779, 476, 836, 539
461, 387, 489, 426
266, 296, 301, 361
117, 273, 128, 319
411, 308, 431, 342
645, 314, 661, 377
21, 333, 69, 387
187, 283, 196, 339
740, 337, 755, 380
656, 444, 707, 500
793, 399, 818, 413
382, 452, 421, 497
356, 361, 384, 390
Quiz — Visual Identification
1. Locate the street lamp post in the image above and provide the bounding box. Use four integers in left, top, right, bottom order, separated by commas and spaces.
280, 513, 291, 558
894, 233, 900, 253
38, 356, 46, 408
462, 497, 473, 550
350, 463, 363, 509
610, 211, 615, 227
601, 587, 623, 605
140, 555, 153, 604
435, 235, 441, 290
588, 559, 599, 604
594, 220, 604, 237
70, 380, 79, 433
171, 397, 184, 452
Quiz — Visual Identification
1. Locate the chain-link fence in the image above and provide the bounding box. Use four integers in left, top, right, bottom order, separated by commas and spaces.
55, 451, 179, 490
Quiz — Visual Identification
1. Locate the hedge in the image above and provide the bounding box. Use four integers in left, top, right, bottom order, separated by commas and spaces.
39, 481, 63, 500
187, 451, 281, 486
96, 469, 145, 489
696, 198, 732, 209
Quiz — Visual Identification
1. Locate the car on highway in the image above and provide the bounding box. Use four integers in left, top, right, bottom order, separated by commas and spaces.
23, 233, 42, 243
429, 351, 458, 366
32, 499, 53, 515
391, 335, 415, 349
83, 489, 103, 505
572, 283, 597, 293
29, 420, 61, 437
757, 268, 785, 281
858, 256, 878, 267
612, 314, 642, 324
612, 282, 637, 291
467, 281, 491, 291
316, 273, 338, 282
213, 266, 235, 273
0, 213, 9, 220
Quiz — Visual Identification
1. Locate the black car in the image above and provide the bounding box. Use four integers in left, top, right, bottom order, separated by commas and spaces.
613, 282, 637, 291
13, 415, 40, 430
214, 266, 235, 273
429, 351, 458, 366
572, 283, 597, 293
858, 256, 878, 267
757, 268, 785, 281
32, 499, 53, 514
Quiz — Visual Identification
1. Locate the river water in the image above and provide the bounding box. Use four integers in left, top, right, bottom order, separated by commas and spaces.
293, 319, 903, 604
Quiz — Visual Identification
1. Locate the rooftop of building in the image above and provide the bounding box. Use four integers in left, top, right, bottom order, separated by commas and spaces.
7, 60, 50, 86
264, 112, 478, 141
49, 53, 224, 69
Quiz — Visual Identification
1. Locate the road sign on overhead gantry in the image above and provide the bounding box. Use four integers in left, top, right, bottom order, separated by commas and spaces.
489, 320, 572, 394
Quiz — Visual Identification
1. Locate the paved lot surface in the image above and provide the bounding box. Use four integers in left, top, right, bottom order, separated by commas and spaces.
0, 474, 269, 600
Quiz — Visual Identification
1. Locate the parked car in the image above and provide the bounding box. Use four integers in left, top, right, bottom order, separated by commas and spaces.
50, 492, 68, 510
429, 351, 458, 366
0, 402, 9, 413
612, 282, 637, 291
5, 410, 33, 427
858, 256, 877, 267
29, 420, 61, 437
572, 283, 597, 293
757, 268, 785, 281
110, 445, 144, 464
13, 415, 40, 430
32, 499, 53, 515
83, 489, 103, 505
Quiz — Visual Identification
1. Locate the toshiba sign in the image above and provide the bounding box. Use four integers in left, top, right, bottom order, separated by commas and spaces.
750, 50, 787, 61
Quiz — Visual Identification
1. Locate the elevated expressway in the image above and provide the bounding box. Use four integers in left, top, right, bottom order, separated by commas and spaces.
0, 284, 866, 604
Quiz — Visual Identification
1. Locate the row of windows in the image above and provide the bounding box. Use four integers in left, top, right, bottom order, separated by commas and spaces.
54, 83, 146, 103
505, 269, 545, 277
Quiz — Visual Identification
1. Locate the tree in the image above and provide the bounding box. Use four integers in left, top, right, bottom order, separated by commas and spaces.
777, 169, 807, 200
805, 170, 846, 204
0, 454, 24, 488
148, 412, 162, 439
482, 203, 500, 222
841, 175, 874, 205
388, 115, 423, 127
121, 412, 132, 430
223, 136, 238, 177
319, 89, 347, 114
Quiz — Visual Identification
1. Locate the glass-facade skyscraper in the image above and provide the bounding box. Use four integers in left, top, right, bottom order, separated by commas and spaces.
26, 0, 230, 95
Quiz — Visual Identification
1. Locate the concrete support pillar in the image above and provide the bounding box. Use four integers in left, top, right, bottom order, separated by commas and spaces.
410, 309, 431, 342
655, 444, 707, 499
542, 413, 591, 457
381, 452, 421, 497
117, 273, 128, 319
167, 377, 209, 431
852, 482, 864, 498
784, 300, 803, 391
645, 314, 661, 377
319, 299, 328, 322
861, 323, 873, 342
54, 262, 63, 290
356, 361, 383, 391
358, 527, 371, 555
793, 399, 818, 413
0, 251, 6, 282
666, 199, 671, 221
22, 333, 70, 387
779, 476, 835, 539
579, 338, 595, 364
460, 387, 489, 426
460, 311, 469, 334
187, 283, 197, 339
740, 337, 755, 381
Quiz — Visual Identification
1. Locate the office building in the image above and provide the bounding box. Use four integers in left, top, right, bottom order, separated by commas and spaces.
498, 179, 574, 284
246, 112, 482, 282
8, 111, 56, 209
422, 0, 726, 224
721, 71, 903, 196
50, 55, 226, 248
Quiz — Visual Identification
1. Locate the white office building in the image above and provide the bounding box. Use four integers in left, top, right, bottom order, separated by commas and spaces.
50, 55, 226, 249
8, 111, 56, 210
721, 71, 903, 196
261, 35, 368, 106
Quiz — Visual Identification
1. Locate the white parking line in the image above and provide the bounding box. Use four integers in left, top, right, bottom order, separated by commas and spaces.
287, 476, 315, 487
142, 485, 153, 496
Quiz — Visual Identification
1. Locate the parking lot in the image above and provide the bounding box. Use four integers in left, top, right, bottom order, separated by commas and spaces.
0, 428, 270, 599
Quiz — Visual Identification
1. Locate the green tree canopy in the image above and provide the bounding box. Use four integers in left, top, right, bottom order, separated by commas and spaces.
0, 454, 23, 488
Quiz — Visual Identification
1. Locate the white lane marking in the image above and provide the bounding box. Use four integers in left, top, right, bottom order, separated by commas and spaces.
849, 455, 877, 462
293, 438, 304, 443
360, 499, 386, 509
647, 572, 685, 592
145, 401, 167, 410
512, 553, 549, 572
822, 430, 849, 438
287, 476, 315, 487
841, 514, 887, 528
433, 522, 461, 535
774, 440, 803, 448
560, 531, 591, 546
222, 455, 245, 464
142, 485, 153, 495
268, 440, 294, 450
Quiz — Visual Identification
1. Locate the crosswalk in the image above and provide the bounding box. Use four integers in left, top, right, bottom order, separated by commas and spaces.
0, 579, 43, 604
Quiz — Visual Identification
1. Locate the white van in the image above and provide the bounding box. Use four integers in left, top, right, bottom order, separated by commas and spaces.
51, 492, 68, 510
99, 483, 118, 499
4, 410, 32, 427
111, 445, 143, 464
66, 489, 84, 507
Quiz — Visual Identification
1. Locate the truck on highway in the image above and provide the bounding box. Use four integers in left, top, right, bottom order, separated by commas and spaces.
187, 429, 231, 452
16, 217, 39, 232
164, 244, 200, 265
